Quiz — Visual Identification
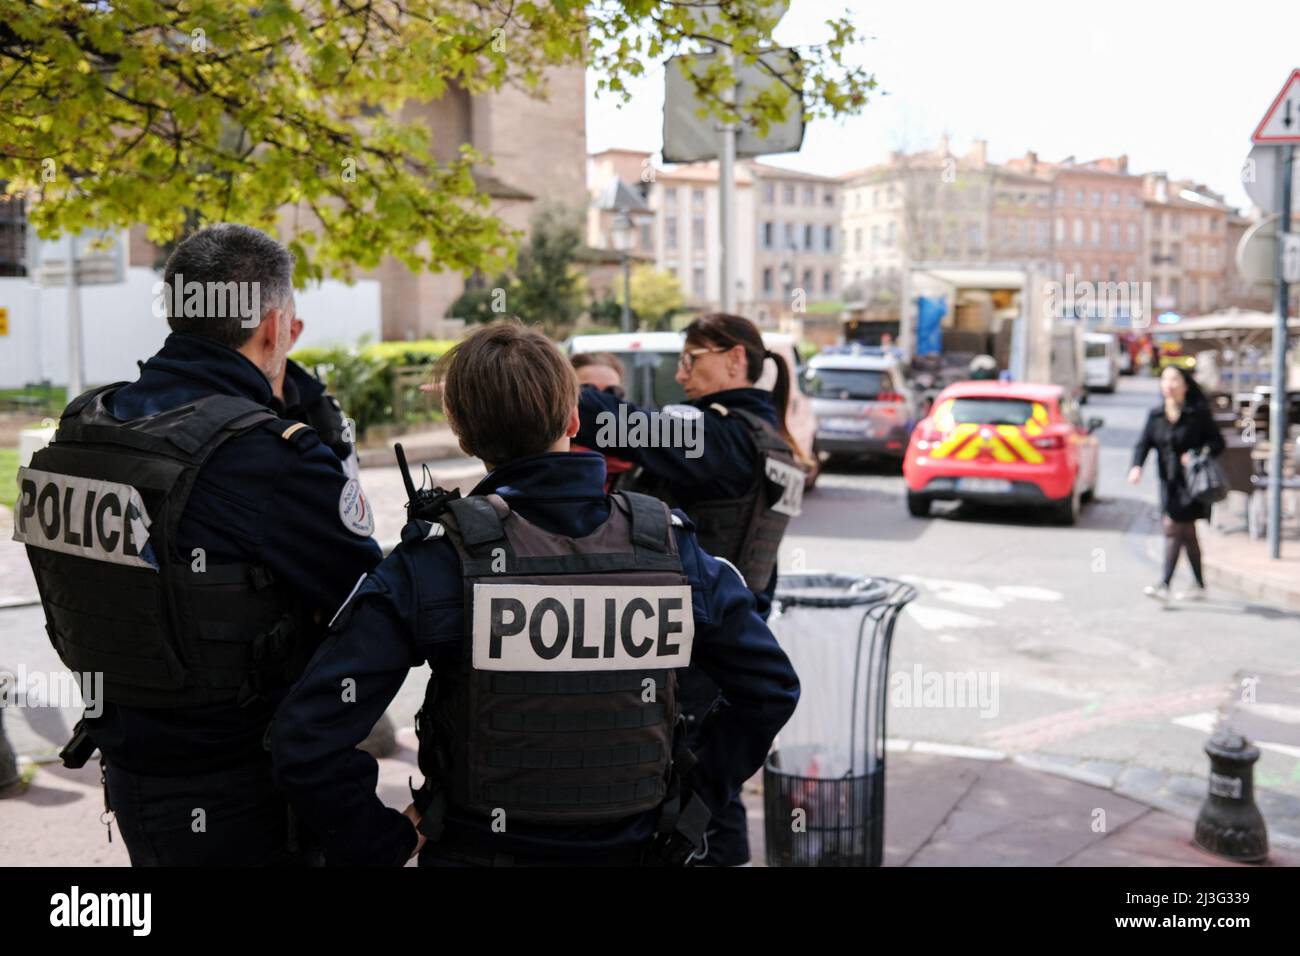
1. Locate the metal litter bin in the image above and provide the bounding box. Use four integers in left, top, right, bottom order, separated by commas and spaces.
763, 573, 916, 867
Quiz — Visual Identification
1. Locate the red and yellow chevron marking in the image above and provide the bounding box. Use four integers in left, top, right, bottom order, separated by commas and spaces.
927, 400, 1048, 465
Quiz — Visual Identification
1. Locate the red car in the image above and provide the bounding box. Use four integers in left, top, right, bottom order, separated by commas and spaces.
903, 381, 1103, 524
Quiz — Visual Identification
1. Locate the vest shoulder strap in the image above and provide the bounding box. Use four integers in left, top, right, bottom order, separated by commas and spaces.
62, 382, 125, 421
58, 389, 278, 464
616, 491, 672, 554
724, 405, 792, 456
442, 494, 510, 556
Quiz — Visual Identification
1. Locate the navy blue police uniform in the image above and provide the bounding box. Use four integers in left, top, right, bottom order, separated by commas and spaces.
576, 384, 793, 866
68, 333, 382, 864
270, 452, 799, 865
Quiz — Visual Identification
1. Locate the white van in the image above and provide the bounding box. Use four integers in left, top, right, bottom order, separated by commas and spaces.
1084, 332, 1119, 393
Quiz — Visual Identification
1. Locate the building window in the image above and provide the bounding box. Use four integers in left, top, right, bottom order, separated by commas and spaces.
0, 195, 27, 277
666, 215, 678, 250
1109, 192, 1119, 208
1092, 191, 1102, 208
1055, 217, 1066, 243
1091, 220, 1101, 246
783, 184, 795, 204
823, 224, 834, 252
886, 221, 896, 246
1075, 190, 1085, 206
665, 187, 678, 205
823, 189, 835, 207
762, 267, 774, 295
692, 266, 705, 297
1188, 245, 1199, 268
1073, 219, 1084, 244
871, 225, 880, 248
639, 223, 651, 250
1127, 223, 1137, 248
854, 228, 862, 252
803, 185, 815, 206
801, 268, 813, 292
1170, 241, 1181, 265
762, 221, 775, 250
822, 270, 833, 295
804, 223, 814, 249
762, 182, 775, 204
1171, 214, 1181, 234
691, 215, 705, 246
691, 188, 704, 206
784, 222, 797, 250
1056, 188, 1066, 205
1108, 223, 1119, 248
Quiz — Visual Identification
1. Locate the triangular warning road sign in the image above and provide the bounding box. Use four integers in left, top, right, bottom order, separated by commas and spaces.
1253, 69, 1300, 144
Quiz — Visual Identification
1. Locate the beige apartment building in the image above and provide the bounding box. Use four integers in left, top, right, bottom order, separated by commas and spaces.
839, 138, 1000, 308
586, 150, 840, 329
1142, 174, 1231, 315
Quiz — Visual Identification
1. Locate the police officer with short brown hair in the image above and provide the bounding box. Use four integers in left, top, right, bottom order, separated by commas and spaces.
271, 319, 799, 865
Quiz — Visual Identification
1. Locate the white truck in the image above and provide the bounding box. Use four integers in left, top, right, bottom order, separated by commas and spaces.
899, 266, 1085, 401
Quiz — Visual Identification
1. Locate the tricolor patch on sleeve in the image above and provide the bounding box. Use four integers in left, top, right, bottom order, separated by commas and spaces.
338, 479, 374, 537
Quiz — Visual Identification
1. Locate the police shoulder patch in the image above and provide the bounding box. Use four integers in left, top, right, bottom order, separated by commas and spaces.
338, 478, 375, 537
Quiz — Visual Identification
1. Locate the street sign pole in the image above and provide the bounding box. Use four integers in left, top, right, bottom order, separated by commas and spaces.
66, 232, 84, 400
1268, 144, 1293, 559
718, 46, 737, 314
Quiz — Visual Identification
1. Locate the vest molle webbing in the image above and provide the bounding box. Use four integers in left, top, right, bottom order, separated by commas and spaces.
429, 491, 696, 825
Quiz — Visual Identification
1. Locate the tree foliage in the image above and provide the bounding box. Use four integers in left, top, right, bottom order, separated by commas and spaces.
1, 1, 875, 283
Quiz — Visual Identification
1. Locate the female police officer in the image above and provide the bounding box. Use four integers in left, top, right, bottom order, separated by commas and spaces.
270, 321, 798, 866
574, 312, 808, 866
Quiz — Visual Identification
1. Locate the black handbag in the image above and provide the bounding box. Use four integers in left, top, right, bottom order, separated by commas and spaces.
1183, 449, 1229, 506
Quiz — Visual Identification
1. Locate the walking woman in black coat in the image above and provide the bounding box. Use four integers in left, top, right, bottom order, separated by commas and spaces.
1127, 366, 1225, 601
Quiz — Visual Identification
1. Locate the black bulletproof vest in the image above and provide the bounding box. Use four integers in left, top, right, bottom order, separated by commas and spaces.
636, 404, 800, 595
18, 385, 311, 709
428, 491, 694, 825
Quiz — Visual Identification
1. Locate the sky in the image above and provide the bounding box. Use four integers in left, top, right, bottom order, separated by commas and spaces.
585, 0, 1300, 211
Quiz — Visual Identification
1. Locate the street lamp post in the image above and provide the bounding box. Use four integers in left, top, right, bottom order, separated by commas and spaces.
610, 211, 634, 333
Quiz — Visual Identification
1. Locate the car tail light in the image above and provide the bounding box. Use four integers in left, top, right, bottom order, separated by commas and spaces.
1031, 434, 1065, 451
876, 392, 904, 403
913, 421, 942, 450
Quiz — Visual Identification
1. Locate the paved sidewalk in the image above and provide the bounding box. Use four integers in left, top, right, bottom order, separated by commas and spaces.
3, 730, 1294, 867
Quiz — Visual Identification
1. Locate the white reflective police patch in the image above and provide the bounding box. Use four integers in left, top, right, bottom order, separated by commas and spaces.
13, 467, 156, 570
338, 479, 374, 537
660, 404, 703, 420
765, 457, 804, 517
472, 583, 695, 672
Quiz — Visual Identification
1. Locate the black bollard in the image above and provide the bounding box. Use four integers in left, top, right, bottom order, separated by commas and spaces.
0, 704, 21, 796
1193, 732, 1268, 863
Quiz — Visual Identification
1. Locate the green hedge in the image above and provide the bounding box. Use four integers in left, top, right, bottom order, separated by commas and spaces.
290, 339, 458, 437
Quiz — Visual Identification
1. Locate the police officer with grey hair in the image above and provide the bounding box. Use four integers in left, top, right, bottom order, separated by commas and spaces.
15, 223, 382, 865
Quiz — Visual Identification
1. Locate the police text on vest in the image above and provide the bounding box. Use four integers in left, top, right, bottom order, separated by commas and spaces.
13, 468, 156, 570
472, 584, 695, 671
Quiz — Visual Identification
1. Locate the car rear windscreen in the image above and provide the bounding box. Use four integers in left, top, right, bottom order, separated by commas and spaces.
948, 397, 1036, 425
1085, 342, 1109, 358
606, 351, 687, 409
804, 368, 887, 400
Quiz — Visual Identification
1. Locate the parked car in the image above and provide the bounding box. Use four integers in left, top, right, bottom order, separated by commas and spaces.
805, 346, 919, 465
902, 381, 1103, 525
1084, 332, 1120, 393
